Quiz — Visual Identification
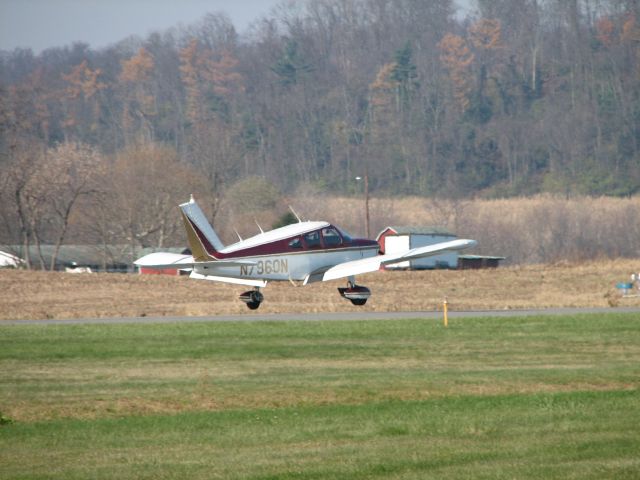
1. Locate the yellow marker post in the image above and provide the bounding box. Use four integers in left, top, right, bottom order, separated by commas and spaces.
443, 297, 448, 328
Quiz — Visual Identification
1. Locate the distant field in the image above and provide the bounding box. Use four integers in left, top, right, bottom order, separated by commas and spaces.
1, 313, 639, 479
1, 258, 640, 320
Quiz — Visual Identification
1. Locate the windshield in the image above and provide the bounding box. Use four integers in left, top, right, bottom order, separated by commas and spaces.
336, 227, 353, 243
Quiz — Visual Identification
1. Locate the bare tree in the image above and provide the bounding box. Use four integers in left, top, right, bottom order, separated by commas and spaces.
88, 141, 209, 258
0, 142, 103, 269
0, 146, 41, 268
41, 143, 104, 270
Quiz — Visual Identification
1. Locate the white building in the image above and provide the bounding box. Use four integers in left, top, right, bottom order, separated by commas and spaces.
377, 226, 459, 269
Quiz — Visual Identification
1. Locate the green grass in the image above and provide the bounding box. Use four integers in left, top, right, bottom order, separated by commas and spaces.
1, 314, 639, 479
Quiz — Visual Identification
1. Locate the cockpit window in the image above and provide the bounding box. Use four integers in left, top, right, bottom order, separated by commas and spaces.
304, 231, 321, 248
322, 227, 342, 247
337, 227, 352, 244
288, 237, 302, 248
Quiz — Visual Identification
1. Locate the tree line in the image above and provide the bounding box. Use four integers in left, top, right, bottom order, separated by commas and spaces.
1, 0, 639, 266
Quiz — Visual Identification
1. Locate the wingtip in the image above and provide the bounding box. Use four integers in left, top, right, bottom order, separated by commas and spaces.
458, 239, 478, 249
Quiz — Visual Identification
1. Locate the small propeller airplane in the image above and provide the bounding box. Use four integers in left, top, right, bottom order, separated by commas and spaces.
134, 196, 477, 310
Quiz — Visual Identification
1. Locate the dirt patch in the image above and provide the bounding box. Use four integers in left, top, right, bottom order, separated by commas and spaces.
1, 259, 639, 320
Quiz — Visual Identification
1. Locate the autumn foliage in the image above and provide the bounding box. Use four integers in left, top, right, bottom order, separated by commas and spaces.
1, 1, 639, 265
438, 33, 474, 111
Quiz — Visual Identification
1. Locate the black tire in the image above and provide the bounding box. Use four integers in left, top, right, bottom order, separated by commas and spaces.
350, 298, 367, 306
246, 301, 261, 310
250, 291, 264, 303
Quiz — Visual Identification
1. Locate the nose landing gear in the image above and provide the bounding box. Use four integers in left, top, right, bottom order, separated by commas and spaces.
239, 288, 264, 310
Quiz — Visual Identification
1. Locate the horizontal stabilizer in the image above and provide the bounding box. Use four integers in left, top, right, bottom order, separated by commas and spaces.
134, 252, 194, 270
134, 252, 258, 270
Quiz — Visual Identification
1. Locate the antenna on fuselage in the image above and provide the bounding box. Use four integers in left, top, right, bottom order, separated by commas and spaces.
288, 205, 303, 223
254, 219, 264, 234
233, 229, 243, 242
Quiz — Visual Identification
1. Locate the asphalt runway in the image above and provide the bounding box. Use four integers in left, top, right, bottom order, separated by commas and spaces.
4, 306, 640, 325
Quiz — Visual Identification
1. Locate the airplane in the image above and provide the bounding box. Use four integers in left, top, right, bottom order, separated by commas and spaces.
134, 196, 477, 310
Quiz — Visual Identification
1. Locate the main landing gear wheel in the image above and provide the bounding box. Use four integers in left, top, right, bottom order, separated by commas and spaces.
338, 281, 371, 306
239, 289, 264, 310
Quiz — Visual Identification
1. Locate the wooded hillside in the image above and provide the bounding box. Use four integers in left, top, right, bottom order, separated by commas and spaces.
1, 0, 639, 265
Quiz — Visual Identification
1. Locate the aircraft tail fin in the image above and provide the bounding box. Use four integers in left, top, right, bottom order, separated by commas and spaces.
179, 196, 225, 261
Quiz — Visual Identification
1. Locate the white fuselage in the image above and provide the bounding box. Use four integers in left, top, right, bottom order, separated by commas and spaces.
193, 245, 379, 282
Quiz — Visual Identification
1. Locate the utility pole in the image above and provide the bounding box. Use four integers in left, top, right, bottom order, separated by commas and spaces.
364, 173, 370, 239
356, 174, 370, 238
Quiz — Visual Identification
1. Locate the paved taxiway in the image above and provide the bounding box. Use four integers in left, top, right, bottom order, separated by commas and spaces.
4, 306, 640, 325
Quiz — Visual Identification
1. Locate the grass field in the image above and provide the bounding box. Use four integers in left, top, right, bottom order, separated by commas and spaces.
1, 313, 639, 479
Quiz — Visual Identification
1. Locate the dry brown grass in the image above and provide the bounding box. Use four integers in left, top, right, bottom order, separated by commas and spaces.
1, 258, 639, 321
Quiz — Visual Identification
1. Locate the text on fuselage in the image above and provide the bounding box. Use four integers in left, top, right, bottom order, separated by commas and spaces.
240, 259, 289, 276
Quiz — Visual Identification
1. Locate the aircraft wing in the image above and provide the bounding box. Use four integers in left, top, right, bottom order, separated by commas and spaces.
134, 252, 257, 270
134, 252, 194, 269
308, 238, 477, 284
189, 271, 267, 288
